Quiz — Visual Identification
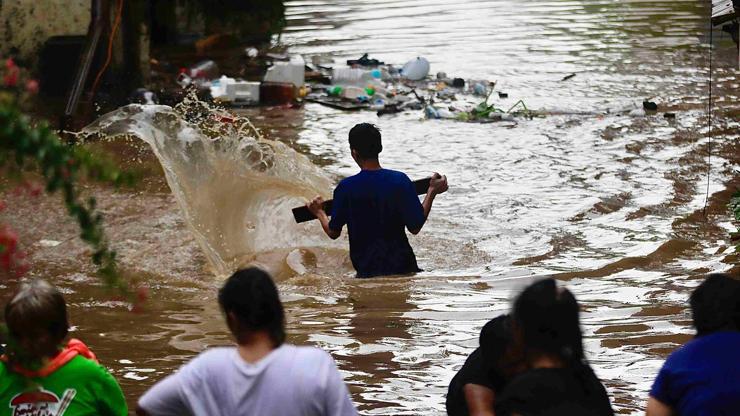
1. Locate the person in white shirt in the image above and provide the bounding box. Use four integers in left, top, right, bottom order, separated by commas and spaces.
136, 267, 358, 416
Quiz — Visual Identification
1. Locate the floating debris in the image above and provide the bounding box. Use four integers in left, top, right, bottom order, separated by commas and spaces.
642, 100, 658, 111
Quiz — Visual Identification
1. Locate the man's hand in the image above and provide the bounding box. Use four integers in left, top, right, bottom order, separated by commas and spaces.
428, 172, 448, 196
306, 196, 326, 217
410, 172, 448, 235
306, 195, 340, 240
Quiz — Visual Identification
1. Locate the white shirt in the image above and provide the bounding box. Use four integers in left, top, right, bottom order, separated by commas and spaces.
138, 344, 358, 416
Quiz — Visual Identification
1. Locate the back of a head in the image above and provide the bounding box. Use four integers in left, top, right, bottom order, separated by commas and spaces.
513, 278, 584, 364
480, 314, 511, 363
4, 279, 69, 358
218, 267, 286, 346
348, 123, 382, 159
690, 273, 740, 336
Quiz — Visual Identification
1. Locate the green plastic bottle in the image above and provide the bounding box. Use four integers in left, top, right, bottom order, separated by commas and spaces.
328, 86, 343, 96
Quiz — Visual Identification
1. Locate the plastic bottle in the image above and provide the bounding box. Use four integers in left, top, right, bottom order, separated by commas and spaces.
425, 106, 440, 119
327, 86, 343, 96
340, 86, 367, 100
369, 98, 386, 111
383, 66, 401, 81
472, 82, 487, 96
332, 68, 381, 86
437, 108, 455, 119
189, 60, 220, 80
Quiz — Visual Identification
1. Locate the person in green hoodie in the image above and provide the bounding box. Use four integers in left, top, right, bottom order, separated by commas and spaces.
0, 279, 127, 416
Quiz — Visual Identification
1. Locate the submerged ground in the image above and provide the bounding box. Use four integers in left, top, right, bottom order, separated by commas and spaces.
1, 0, 739, 414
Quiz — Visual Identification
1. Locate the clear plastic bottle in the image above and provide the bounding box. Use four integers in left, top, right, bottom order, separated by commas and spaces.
332, 68, 382, 86
425, 106, 440, 119
340, 86, 367, 100
189, 60, 220, 80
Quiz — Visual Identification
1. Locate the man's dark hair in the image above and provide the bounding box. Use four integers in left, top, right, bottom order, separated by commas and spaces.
218, 267, 286, 346
690, 273, 740, 336
480, 314, 511, 364
348, 123, 382, 159
512, 278, 584, 365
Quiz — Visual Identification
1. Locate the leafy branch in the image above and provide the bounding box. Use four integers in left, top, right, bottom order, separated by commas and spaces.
0, 104, 137, 290
1, 57, 137, 295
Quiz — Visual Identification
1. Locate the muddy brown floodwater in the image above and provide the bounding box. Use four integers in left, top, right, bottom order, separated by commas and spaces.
2, 0, 739, 415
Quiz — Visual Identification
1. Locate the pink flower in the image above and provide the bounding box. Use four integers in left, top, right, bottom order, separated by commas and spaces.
25, 79, 39, 94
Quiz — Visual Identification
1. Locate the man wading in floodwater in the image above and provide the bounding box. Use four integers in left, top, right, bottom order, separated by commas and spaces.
306, 123, 448, 278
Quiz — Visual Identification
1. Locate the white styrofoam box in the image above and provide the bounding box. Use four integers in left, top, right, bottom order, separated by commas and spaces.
226, 81, 260, 102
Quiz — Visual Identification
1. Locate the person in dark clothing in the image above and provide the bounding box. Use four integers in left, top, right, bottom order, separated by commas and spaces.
494, 278, 614, 416
446, 314, 522, 416
306, 123, 448, 278
647, 273, 740, 416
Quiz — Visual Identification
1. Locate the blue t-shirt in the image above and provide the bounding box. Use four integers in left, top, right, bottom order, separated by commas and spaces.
650, 331, 740, 416
328, 169, 425, 278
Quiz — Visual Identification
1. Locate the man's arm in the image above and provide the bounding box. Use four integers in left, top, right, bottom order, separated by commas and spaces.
646, 396, 674, 416
463, 383, 496, 416
306, 196, 341, 239
409, 173, 448, 235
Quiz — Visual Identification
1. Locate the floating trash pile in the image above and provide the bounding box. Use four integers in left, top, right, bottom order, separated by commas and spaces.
158, 51, 533, 123
142, 51, 677, 123
302, 54, 536, 123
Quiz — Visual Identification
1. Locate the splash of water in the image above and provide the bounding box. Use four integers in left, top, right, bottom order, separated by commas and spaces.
82, 96, 336, 277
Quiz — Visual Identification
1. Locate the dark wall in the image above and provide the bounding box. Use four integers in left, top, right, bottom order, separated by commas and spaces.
150, 0, 286, 46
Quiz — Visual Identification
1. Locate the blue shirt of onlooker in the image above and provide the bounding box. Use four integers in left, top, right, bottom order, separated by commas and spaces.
329, 169, 425, 278
650, 331, 740, 416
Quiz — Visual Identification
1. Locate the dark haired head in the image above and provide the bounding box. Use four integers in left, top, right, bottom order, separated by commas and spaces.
512, 278, 584, 365
348, 123, 382, 160
5, 279, 69, 360
218, 267, 286, 346
480, 314, 511, 364
690, 273, 740, 336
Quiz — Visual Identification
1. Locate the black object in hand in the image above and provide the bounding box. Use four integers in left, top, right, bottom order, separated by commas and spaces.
292, 177, 432, 223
